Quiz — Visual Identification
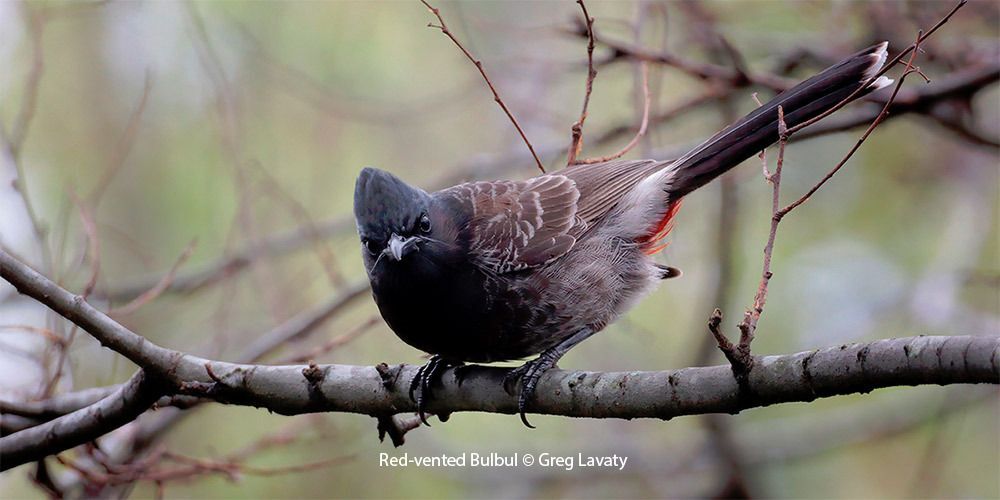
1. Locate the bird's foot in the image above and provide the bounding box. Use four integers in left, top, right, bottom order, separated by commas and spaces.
408, 355, 462, 425
502, 327, 597, 428
503, 350, 562, 429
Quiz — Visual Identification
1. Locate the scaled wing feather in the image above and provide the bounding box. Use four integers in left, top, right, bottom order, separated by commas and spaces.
446, 175, 581, 273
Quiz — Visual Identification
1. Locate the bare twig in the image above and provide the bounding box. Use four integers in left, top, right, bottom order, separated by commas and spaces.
253, 166, 347, 289
53, 418, 350, 487
707, 1, 959, 384
591, 88, 723, 150
0, 325, 66, 346
566, 0, 597, 166
731, 105, 788, 363
420, 0, 546, 174
1, 9, 53, 274
110, 240, 198, 317
792, 64, 998, 144
786, 0, 967, 136
72, 194, 102, 301
777, 30, 926, 219
239, 281, 370, 363
575, 62, 651, 164
7, 9, 46, 158
749, 92, 773, 181
41, 195, 103, 397
87, 74, 153, 207
100, 218, 356, 302
276, 315, 379, 364
574, 29, 793, 92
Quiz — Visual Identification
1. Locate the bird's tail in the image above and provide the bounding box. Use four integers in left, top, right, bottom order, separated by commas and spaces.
662, 42, 892, 199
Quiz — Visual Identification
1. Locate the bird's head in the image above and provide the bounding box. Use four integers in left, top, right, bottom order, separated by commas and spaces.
353, 167, 436, 274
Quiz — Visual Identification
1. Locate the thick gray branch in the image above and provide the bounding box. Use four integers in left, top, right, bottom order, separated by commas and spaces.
0, 370, 165, 471
156, 335, 998, 418
0, 385, 117, 418
1, 245, 998, 473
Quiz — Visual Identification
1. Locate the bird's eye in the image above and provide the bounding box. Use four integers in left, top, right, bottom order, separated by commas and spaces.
363, 239, 378, 255
418, 214, 432, 234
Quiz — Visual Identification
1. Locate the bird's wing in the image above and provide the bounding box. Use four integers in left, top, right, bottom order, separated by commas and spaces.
558, 159, 669, 234
440, 175, 580, 274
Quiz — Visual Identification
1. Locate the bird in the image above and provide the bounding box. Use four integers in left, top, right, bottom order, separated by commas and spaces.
353, 42, 892, 427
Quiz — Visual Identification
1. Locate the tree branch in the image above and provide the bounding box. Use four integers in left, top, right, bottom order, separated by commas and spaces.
1, 248, 997, 471
4, 334, 996, 473
0, 385, 118, 419
0, 370, 166, 471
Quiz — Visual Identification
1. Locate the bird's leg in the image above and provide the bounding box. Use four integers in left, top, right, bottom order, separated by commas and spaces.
408, 355, 462, 425
504, 327, 596, 428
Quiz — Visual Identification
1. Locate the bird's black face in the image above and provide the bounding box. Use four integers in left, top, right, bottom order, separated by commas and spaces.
354, 167, 435, 277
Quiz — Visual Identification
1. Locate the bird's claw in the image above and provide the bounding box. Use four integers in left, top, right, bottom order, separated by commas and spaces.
408, 355, 460, 425
503, 353, 559, 428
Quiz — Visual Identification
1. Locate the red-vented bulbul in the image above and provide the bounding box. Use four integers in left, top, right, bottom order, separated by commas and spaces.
354, 42, 892, 426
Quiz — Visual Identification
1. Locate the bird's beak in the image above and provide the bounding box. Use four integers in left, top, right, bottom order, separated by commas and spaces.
385, 233, 420, 261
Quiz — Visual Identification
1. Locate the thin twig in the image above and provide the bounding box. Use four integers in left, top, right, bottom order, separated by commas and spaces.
777, 30, 926, 219
576, 62, 651, 164
707, 3, 955, 383
1, 9, 53, 274
750, 92, 773, 181
8, 9, 45, 158
733, 106, 788, 355
110, 240, 198, 317
419, 0, 545, 174
87, 74, 153, 207
573, 28, 793, 92
566, 0, 596, 166
786, 0, 967, 136
276, 316, 380, 364
54, 418, 350, 486
253, 166, 347, 289
41, 195, 103, 397
0, 325, 66, 345
73, 194, 102, 301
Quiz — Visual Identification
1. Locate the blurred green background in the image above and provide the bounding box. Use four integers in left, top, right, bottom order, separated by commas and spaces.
0, 0, 997, 498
